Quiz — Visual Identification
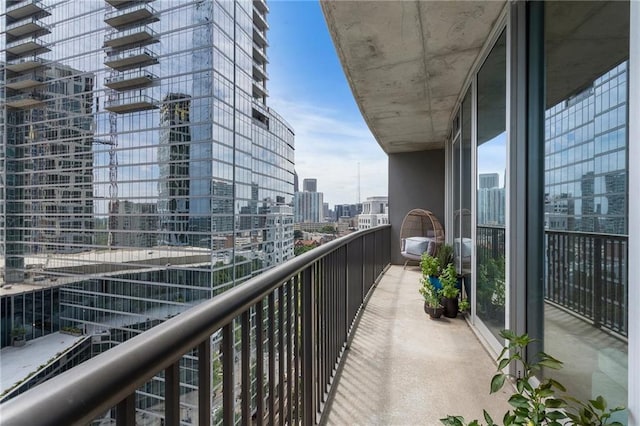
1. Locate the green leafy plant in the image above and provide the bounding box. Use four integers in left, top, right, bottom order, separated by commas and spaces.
441, 330, 624, 426
421, 252, 440, 277
437, 244, 454, 272
11, 327, 26, 339
440, 263, 459, 299
458, 299, 470, 312
419, 277, 441, 308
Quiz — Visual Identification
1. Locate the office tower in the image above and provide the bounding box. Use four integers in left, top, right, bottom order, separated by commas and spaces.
294, 190, 323, 223
303, 177, 317, 192
479, 173, 499, 189
1, 0, 295, 409
293, 169, 299, 192
357, 196, 388, 230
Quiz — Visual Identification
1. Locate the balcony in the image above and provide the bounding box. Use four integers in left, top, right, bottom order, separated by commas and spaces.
104, 69, 158, 91
104, 47, 158, 71
6, 92, 46, 109
253, 6, 268, 31
253, 26, 267, 48
253, 61, 268, 82
105, 0, 152, 9
5, 72, 45, 90
6, 36, 50, 57
6, 17, 51, 39
253, 0, 268, 14
103, 25, 158, 49
104, 2, 159, 28
104, 93, 158, 113
252, 80, 268, 99
6, 0, 50, 21
252, 42, 268, 65
5, 56, 47, 72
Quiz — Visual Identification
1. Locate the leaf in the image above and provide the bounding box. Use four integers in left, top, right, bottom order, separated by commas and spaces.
498, 357, 510, 371
590, 395, 606, 411
516, 380, 525, 394
483, 409, 494, 425
491, 373, 507, 393
548, 378, 567, 392
546, 410, 567, 420
508, 394, 529, 409
503, 412, 516, 426
545, 398, 567, 408
537, 358, 563, 370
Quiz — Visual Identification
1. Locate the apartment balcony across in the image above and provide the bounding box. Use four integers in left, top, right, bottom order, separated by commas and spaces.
252, 7, 268, 31
5, 56, 46, 72
104, 2, 159, 29
6, 0, 50, 21
252, 61, 268, 82
103, 25, 158, 49
6, 17, 51, 39
6, 36, 50, 57
252, 26, 267, 48
252, 80, 268, 99
6, 92, 46, 109
104, 46, 158, 71
104, 93, 157, 114
253, 0, 268, 14
252, 43, 268, 66
104, 69, 158, 91
5, 71, 45, 90
105, 0, 152, 9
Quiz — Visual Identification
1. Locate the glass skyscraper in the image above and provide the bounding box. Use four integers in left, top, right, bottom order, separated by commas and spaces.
1, 0, 294, 412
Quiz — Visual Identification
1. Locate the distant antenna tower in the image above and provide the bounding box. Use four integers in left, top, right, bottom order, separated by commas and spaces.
357, 162, 361, 203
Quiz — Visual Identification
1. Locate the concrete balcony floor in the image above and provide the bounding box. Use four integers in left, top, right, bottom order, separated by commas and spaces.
324, 265, 511, 425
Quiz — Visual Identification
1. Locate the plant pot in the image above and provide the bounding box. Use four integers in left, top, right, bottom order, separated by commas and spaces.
428, 276, 442, 291
424, 302, 444, 319
12, 338, 26, 347
441, 297, 459, 318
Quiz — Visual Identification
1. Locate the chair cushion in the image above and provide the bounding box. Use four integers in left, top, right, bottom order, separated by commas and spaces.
404, 237, 434, 256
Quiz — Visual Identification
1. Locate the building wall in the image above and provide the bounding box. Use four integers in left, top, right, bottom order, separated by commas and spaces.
388, 149, 445, 264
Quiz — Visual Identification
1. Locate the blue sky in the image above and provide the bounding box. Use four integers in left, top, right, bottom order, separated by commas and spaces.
266, 1, 388, 206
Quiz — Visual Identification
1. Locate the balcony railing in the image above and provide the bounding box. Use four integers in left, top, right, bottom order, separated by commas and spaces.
1, 226, 391, 425
545, 230, 628, 336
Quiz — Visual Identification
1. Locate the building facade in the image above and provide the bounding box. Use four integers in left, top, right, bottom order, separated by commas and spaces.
357, 196, 388, 230
1, 0, 294, 412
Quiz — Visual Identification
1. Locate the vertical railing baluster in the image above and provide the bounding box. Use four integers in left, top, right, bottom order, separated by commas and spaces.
293, 275, 300, 425
115, 393, 135, 425
286, 279, 293, 425
255, 300, 264, 426
278, 285, 286, 425
302, 264, 316, 425
165, 361, 181, 426
222, 323, 234, 426
241, 311, 250, 425
198, 340, 211, 426
268, 292, 276, 426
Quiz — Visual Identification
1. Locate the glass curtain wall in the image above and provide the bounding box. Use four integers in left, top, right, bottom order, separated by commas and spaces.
542, 1, 629, 418
475, 31, 507, 341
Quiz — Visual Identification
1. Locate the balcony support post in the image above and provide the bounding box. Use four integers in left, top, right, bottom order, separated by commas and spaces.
165, 361, 180, 426
115, 393, 135, 425
222, 323, 234, 425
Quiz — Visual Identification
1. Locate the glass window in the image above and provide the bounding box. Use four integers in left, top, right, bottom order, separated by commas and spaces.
476, 30, 507, 341
543, 2, 629, 420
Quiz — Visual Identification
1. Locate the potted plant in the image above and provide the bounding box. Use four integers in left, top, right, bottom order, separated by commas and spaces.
11, 326, 26, 347
419, 277, 443, 318
439, 263, 460, 318
420, 244, 455, 289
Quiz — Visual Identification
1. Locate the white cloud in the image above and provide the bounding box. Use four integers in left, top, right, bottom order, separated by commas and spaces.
270, 99, 388, 206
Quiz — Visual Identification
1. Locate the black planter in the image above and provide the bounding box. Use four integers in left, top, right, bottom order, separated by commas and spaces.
441, 297, 459, 318
423, 302, 444, 319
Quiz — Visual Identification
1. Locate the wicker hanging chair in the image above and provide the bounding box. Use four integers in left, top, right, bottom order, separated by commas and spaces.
399, 209, 445, 268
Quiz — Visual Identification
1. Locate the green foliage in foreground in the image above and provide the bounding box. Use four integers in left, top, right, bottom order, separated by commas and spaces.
441, 330, 624, 426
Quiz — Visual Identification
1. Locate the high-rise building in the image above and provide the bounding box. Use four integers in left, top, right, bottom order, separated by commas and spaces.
294, 190, 323, 223
1, 0, 295, 409
479, 173, 499, 189
357, 196, 388, 230
303, 177, 317, 192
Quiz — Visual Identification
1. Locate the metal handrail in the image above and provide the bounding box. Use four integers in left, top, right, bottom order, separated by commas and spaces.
1, 225, 391, 425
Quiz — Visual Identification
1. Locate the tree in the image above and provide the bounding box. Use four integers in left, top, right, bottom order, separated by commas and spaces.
293, 230, 303, 240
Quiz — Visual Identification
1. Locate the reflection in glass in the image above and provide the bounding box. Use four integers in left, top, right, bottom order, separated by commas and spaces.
543, 2, 628, 420
476, 31, 506, 341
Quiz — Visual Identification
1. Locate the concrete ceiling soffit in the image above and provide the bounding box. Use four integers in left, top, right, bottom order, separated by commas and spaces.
322, 0, 505, 154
